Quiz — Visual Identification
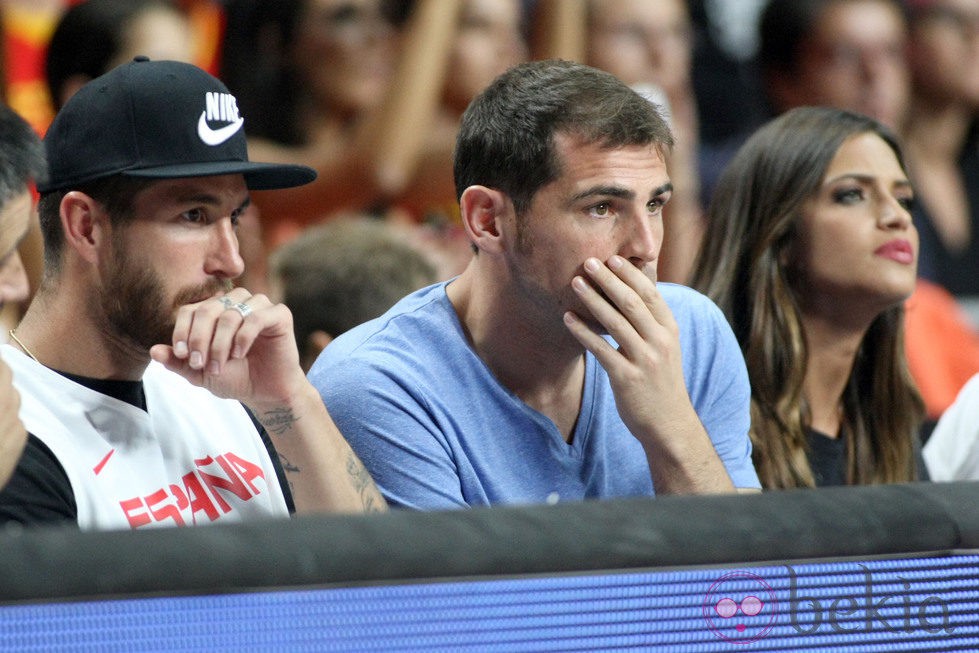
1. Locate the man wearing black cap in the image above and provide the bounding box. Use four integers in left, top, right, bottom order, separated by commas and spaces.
0, 58, 385, 529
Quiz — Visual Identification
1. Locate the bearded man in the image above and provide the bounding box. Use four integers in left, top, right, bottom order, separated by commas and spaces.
0, 58, 385, 528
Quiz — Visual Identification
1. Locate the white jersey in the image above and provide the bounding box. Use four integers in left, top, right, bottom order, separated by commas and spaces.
1, 345, 289, 530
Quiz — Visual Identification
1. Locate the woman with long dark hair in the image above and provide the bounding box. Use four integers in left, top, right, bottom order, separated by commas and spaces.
692, 106, 924, 488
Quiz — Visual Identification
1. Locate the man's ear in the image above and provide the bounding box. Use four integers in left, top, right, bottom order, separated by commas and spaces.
459, 185, 511, 255
60, 191, 108, 265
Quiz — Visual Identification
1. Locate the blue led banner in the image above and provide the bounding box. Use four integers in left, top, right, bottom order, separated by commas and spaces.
3, 553, 977, 652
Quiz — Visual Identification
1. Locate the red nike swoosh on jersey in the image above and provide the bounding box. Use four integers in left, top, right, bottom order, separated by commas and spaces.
93, 449, 116, 475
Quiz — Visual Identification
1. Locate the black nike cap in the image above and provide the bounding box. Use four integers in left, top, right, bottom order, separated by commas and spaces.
38, 57, 316, 193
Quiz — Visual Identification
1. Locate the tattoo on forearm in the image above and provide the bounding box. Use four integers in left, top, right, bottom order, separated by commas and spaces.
278, 452, 300, 474
262, 407, 298, 435
346, 453, 383, 512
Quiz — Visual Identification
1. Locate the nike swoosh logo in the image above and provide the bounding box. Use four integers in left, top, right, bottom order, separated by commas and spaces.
197, 112, 245, 146
93, 448, 116, 476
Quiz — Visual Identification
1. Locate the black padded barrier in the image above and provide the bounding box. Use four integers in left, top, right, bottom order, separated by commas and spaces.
0, 481, 976, 603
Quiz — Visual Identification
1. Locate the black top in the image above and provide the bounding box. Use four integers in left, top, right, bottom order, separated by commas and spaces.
0, 370, 294, 527
807, 428, 930, 487
807, 429, 846, 486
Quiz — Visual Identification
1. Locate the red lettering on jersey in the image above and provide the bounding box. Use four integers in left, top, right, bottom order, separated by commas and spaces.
196, 455, 252, 511
225, 452, 266, 494
144, 488, 185, 527
170, 483, 189, 511
182, 471, 220, 523
118, 451, 269, 528
120, 497, 151, 528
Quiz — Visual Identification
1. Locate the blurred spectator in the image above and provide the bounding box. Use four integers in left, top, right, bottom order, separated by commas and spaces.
269, 217, 438, 372
761, 0, 909, 130
688, 0, 769, 147
3, 0, 220, 134
222, 0, 526, 261
903, 0, 979, 296
700, 0, 910, 207
399, 0, 527, 226
220, 0, 403, 154
0, 102, 44, 489
0, 102, 43, 334
2, 0, 65, 134
45, 0, 193, 110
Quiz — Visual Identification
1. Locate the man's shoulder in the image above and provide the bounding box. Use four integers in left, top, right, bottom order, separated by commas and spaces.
658, 282, 718, 311
658, 283, 728, 331
318, 282, 457, 361
308, 281, 466, 393
656, 284, 744, 383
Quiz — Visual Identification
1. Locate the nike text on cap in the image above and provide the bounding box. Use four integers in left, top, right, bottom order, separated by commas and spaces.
37, 57, 316, 193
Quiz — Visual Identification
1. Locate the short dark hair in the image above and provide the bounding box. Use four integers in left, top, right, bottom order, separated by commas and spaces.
269, 217, 438, 367
0, 104, 45, 206
453, 59, 673, 214
37, 175, 154, 272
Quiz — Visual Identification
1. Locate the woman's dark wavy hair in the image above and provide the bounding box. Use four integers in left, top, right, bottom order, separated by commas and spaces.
691, 106, 923, 488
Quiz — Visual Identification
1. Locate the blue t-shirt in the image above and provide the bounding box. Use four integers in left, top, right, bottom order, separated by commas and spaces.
309, 282, 759, 509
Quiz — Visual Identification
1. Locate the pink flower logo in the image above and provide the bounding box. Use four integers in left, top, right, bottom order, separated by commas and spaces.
703, 571, 779, 644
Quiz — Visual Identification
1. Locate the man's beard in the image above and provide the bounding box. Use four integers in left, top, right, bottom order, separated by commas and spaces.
97, 245, 231, 353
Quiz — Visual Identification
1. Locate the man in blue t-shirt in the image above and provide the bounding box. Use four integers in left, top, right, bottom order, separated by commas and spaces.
310, 60, 761, 509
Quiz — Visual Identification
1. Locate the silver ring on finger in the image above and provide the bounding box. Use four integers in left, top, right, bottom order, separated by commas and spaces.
232, 302, 252, 318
